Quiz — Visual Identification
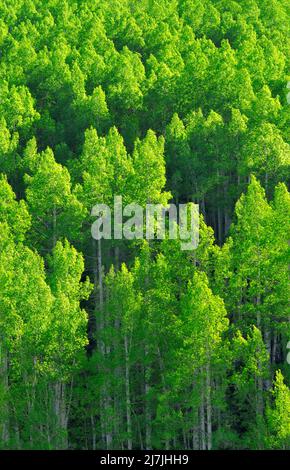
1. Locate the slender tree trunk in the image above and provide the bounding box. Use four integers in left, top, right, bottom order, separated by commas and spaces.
192, 422, 199, 450
144, 344, 152, 450
113, 320, 121, 447
256, 291, 264, 449
45, 383, 51, 448
92, 238, 105, 446
90, 414, 96, 450
124, 335, 132, 450
137, 415, 144, 450
201, 197, 206, 222
14, 420, 20, 449
200, 387, 206, 450
224, 176, 231, 237
98, 239, 112, 448
98, 239, 104, 312
264, 329, 271, 390
217, 207, 223, 245
114, 245, 120, 270
0, 347, 9, 446
217, 169, 223, 244
272, 333, 277, 363
53, 382, 60, 448
256, 296, 263, 411
206, 363, 212, 450
182, 426, 187, 449
52, 205, 57, 249
157, 347, 170, 449
53, 382, 67, 449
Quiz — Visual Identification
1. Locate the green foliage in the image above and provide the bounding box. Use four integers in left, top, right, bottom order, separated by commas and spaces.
0, 0, 289, 451
266, 370, 290, 449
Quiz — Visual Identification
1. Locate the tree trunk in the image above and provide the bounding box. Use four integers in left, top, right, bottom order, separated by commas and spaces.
256, 292, 264, 447
124, 335, 132, 450
264, 328, 271, 390
206, 363, 212, 450
217, 206, 223, 245
53, 381, 68, 449
272, 333, 277, 363
144, 344, 152, 450
52, 205, 57, 249
0, 347, 9, 446
90, 414, 96, 450
200, 387, 206, 450
157, 347, 170, 449
192, 422, 199, 450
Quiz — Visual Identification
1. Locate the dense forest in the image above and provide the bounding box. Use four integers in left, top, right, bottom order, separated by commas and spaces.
0, 0, 289, 451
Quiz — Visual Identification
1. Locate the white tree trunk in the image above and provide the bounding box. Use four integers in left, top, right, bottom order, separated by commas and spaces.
124, 335, 132, 450
144, 344, 152, 450
0, 347, 9, 445
200, 387, 206, 450
206, 364, 212, 450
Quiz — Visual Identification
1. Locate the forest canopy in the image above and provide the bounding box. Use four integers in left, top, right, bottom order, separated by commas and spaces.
0, 0, 289, 450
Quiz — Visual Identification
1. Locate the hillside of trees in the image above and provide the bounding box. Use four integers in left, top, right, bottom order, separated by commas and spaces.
0, 0, 289, 450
